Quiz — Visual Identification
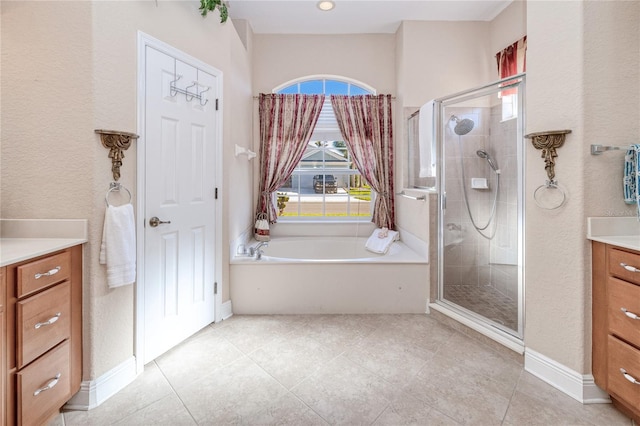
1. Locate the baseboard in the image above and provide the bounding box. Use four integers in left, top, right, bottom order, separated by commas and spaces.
221, 300, 233, 320
524, 348, 610, 404
64, 356, 138, 410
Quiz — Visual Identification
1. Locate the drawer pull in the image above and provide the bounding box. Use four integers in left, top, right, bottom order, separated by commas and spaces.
33, 373, 61, 396
34, 312, 61, 329
620, 368, 640, 385
621, 308, 640, 320
34, 266, 61, 279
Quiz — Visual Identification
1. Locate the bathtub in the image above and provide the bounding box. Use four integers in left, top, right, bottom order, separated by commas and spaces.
230, 236, 429, 314
240, 236, 421, 263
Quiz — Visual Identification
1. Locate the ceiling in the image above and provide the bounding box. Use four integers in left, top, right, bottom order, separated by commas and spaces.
227, 0, 513, 34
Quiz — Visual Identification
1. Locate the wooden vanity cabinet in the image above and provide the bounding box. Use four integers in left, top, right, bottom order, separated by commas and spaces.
592, 241, 640, 422
3, 245, 82, 425
1, 267, 6, 423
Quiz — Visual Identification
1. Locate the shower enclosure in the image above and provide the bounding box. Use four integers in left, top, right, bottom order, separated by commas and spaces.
434, 75, 525, 341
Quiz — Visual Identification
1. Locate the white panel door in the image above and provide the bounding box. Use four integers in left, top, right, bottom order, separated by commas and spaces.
143, 46, 217, 363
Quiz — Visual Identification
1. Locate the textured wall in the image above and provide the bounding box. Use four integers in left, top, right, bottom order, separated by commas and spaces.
252, 34, 396, 95
1, 2, 94, 218
525, 0, 587, 373
489, 0, 526, 56
525, 0, 640, 374
396, 21, 494, 108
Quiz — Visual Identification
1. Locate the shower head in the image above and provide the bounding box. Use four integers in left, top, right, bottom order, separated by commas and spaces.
476, 149, 499, 172
450, 115, 475, 136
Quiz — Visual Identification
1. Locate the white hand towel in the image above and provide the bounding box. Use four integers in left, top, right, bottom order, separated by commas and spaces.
365, 228, 400, 254
418, 100, 435, 178
100, 204, 136, 288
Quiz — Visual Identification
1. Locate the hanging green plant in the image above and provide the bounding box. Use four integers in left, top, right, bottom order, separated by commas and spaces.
199, 0, 229, 23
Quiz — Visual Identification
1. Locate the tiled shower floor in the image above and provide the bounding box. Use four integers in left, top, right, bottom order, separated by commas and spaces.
444, 284, 518, 331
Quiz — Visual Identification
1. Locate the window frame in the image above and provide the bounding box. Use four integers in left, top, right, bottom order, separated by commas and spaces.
273, 76, 376, 223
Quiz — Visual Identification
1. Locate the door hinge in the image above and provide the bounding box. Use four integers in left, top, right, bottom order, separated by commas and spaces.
215, 99, 219, 111
215, 188, 219, 199
214, 282, 218, 294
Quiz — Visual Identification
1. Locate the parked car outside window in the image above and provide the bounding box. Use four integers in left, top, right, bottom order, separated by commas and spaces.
313, 174, 337, 193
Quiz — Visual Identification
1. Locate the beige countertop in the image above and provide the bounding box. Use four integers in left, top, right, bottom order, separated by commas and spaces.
0, 238, 87, 267
0, 219, 88, 267
587, 216, 640, 252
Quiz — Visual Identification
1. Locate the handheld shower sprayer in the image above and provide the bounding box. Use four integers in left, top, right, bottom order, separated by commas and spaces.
476, 149, 500, 173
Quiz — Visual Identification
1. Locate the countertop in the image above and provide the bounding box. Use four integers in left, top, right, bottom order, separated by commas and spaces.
587, 216, 640, 252
0, 238, 87, 267
0, 219, 88, 267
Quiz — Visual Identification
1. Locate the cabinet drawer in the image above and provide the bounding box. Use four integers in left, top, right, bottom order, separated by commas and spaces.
17, 281, 71, 368
609, 277, 640, 348
17, 251, 71, 298
608, 336, 640, 410
609, 248, 640, 286
0, 267, 5, 312
17, 340, 71, 426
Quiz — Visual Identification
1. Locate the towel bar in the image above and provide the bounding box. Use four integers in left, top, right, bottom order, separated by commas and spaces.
397, 191, 426, 201
591, 144, 634, 155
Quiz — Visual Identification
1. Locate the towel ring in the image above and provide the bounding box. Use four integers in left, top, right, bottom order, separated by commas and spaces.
534, 180, 566, 210
105, 183, 132, 207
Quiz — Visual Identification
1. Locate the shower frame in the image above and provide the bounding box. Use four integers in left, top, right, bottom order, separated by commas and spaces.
432, 74, 526, 349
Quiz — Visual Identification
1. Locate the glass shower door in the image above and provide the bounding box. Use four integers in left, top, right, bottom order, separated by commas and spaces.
437, 76, 525, 339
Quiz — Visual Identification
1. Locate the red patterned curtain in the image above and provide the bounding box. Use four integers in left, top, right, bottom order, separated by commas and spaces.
496, 35, 527, 95
256, 94, 325, 222
331, 94, 395, 230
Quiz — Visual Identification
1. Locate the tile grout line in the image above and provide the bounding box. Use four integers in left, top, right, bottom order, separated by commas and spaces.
500, 368, 524, 425
152, 359, 201, 425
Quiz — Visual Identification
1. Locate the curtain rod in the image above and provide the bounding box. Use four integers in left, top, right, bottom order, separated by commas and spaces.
252, 95, 396, 100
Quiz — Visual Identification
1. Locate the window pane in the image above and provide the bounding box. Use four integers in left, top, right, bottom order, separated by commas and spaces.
325, 194, 350, 216
332, 143, 349, 160
277, 172, 372, 219
349, 85, 370, 95
299, 80, 323, 94
276, 190, 298, 217
325, 80, 348, 95
278, 84, 299, 94
298, 142, 324, 169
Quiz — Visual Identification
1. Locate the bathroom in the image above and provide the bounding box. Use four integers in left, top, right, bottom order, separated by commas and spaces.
1, 0, 640, 423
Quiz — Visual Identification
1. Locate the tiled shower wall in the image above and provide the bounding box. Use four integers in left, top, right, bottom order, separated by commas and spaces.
442, 104, 518, 301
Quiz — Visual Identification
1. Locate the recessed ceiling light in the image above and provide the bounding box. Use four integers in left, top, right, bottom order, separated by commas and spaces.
317, 0, 335, 12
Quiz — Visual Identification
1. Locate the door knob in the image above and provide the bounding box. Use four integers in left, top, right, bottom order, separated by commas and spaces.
149, 217, 171, 227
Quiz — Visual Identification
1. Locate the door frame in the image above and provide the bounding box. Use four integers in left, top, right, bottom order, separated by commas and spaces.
135, 31, 223, 373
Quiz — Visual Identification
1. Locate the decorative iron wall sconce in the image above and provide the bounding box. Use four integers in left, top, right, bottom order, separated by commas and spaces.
526, 129, 572, 210
525, 129, 572, 182
95, 129, 139, 181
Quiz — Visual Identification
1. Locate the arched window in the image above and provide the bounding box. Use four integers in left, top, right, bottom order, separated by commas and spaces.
273, 77, 375, 221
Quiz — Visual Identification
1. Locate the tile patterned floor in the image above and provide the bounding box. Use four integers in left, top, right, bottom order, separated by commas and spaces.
444, 285, 518, 331
51, 314, 633, 426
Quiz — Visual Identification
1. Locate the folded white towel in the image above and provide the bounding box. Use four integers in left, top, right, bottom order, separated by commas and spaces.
100, 204, 136, 288
365, 228, 399, 254
418, 100, 435, 178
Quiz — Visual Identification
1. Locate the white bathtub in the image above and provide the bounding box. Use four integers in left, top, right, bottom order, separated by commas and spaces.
236, 236, 422, 263
230, 236, 429, 314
